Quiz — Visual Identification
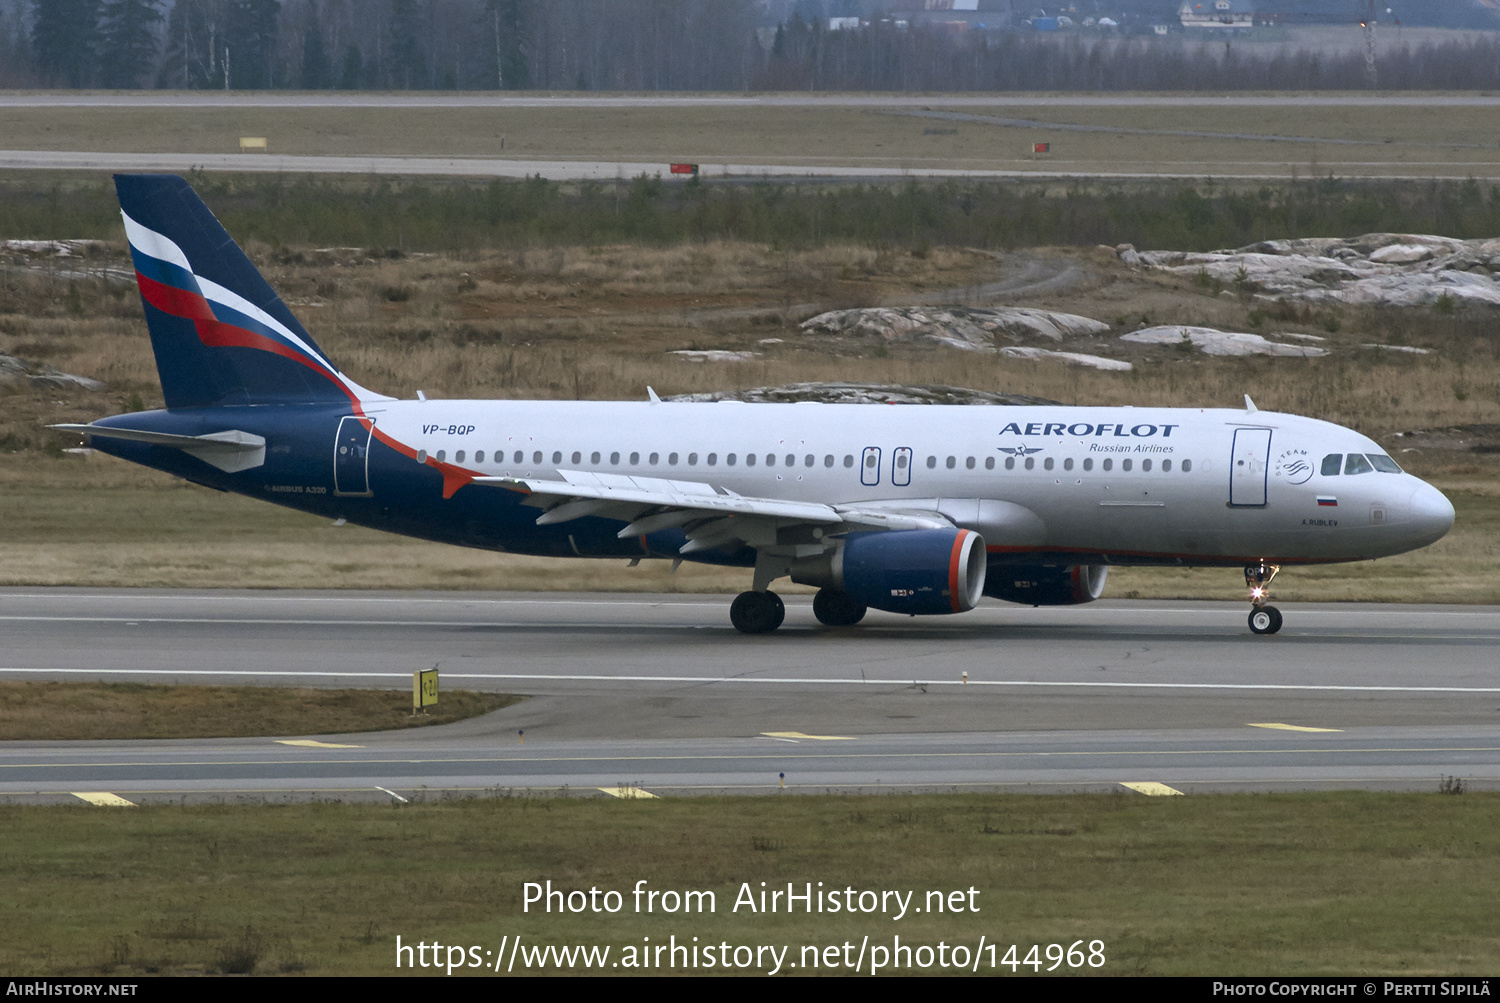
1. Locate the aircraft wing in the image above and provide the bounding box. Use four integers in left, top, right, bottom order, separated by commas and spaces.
472, 470, 952, 554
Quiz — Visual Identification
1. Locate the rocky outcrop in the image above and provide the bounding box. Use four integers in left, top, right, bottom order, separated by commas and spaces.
0, 351, 105, 391
1120, 326, 1328, 358
665, 382, 1061, 406
800, 306, 1111, 350
1119, 233, 1500, 309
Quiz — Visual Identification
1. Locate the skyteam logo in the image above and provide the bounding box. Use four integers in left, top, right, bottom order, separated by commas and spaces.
1274, 448, 1314, 485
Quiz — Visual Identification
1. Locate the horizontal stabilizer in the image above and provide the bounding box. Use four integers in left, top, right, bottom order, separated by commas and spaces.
51, 423, 266, 473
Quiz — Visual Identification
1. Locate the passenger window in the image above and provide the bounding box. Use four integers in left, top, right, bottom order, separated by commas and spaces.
417, 449, 428, 463
825, 455, 834, 468
1182, 459, 1192, 472
927, 456, 937, 469
1063, 457, 1073, 471
1142, 459, 1152, 472
1122, 459, 1132, 471
1024, 457, 1034, 470
727, 454, 736, 466
553, 451, 562, 464
1083, 458, 1093, 471
1162, 459, 1171, 472
965, 456, 975, 470
475, 450, 485, 463
708, 453, 718, 466
1043, 457, 1054, 471
896, 453, 909, 469
749, 454, 759, 467
610, 451, 620, 465
688, 453, 698, 465
1102, 458, 1112, 471
1344, 454, 1374, 475
1005, 457, 1015, 470
649, 452, 659, 465
946, 456, 956, 469
571, 451, 581, 465
456, 450, 465, 463
667, 452, 678, 465
1369, 454, 1403, 473
787, 454, 796, 467
865, 454, 877, 469
1321, 454, 1342, 476
533, 451, 542, 464
985, 456, 995, 470
590, 451, 601, 465
629, 452, 639, 465
804, 455, 813, 467
437, 450, 446, 463
844, 455, 854, 468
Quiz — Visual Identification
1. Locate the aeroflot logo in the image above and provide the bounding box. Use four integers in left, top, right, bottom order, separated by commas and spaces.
998, 422, 1181, 438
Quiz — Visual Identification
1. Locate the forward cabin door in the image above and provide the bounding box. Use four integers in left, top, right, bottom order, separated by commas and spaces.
1229, 427, 1272, 507
334, 415, 374, 497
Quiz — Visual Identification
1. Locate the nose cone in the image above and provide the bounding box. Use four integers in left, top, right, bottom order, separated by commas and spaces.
1407, 480, 1455, 548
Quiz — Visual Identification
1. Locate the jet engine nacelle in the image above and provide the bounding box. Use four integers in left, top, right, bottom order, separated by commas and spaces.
791, 528, 987, 615
983, 563, 1108, 606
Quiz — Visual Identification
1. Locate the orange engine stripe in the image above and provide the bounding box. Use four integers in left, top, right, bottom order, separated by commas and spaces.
948, 530, 969, 613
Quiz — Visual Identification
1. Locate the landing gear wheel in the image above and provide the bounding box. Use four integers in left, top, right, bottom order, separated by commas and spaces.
731, 590, 785, 634
813, 588, 867, 627
1248, 605, 1283, 635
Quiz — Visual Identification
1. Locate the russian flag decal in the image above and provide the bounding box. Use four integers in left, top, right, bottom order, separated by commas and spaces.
1317, 496, 1338, 507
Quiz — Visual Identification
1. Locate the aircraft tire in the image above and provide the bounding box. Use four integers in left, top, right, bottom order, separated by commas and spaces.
731, 590, 784, 634
813, 588, 867, 627
1248, 606, 1283, 635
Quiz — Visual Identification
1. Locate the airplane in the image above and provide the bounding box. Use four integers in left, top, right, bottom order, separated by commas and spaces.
54, 174, 1456, 636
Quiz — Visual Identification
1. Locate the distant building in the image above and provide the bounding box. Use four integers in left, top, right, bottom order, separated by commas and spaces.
1179, 0, 1255, 30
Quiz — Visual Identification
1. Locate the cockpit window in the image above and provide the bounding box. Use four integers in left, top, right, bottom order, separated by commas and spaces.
1368, 453, 1403, 473
1344, 453, 1374, 475
1321, 454, 1342, 476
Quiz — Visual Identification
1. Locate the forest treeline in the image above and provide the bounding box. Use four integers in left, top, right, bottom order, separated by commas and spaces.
7, 173, 1500, 253
9, 0, 1500, 92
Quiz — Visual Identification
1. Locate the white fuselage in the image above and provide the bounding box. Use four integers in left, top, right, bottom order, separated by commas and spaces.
369, 400, 1454, 566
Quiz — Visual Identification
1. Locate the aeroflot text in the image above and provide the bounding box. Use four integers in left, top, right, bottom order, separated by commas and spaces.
997, 422, 1180, 438
522, 880, 979, 920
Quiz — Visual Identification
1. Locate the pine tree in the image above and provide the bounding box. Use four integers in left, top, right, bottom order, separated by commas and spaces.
31, 0, 102, 87
98, 0, 164, 89
300, 23, 330, 89
387, 0, 423, 89
226, 0, 279, 89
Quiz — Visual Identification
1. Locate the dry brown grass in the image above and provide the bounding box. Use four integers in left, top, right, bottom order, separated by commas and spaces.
0, 681, 521, 741
5, 238, 1500, 599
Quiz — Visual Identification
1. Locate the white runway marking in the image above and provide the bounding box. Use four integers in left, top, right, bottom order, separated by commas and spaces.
4, 665, 1500, 695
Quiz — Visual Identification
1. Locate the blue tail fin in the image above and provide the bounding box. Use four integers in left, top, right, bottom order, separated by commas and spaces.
115, 174, 383, 409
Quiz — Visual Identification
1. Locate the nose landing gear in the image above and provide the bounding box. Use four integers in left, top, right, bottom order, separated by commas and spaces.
1245, 562, 1282, 635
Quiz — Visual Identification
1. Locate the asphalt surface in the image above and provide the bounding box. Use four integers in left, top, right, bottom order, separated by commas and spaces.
2, 589, 1497, 802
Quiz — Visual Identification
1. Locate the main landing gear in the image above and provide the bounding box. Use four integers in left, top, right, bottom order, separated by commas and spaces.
729, 588, 869, 634
812, 588, 867, 627
730, 590, 784, 634
1245, 562, 1283, 635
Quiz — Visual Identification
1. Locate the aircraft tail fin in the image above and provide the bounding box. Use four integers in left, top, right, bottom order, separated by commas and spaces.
114, 174, 386, 409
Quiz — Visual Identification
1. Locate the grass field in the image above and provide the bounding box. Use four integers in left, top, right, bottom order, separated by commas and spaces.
0, 682, 520, 741
4, 96, 1500, 178
1, 792, 1494, 976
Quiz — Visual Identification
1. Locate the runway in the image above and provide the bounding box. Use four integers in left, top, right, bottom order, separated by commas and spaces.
1, 589, 1497, 801
2, 148, 1489, 182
